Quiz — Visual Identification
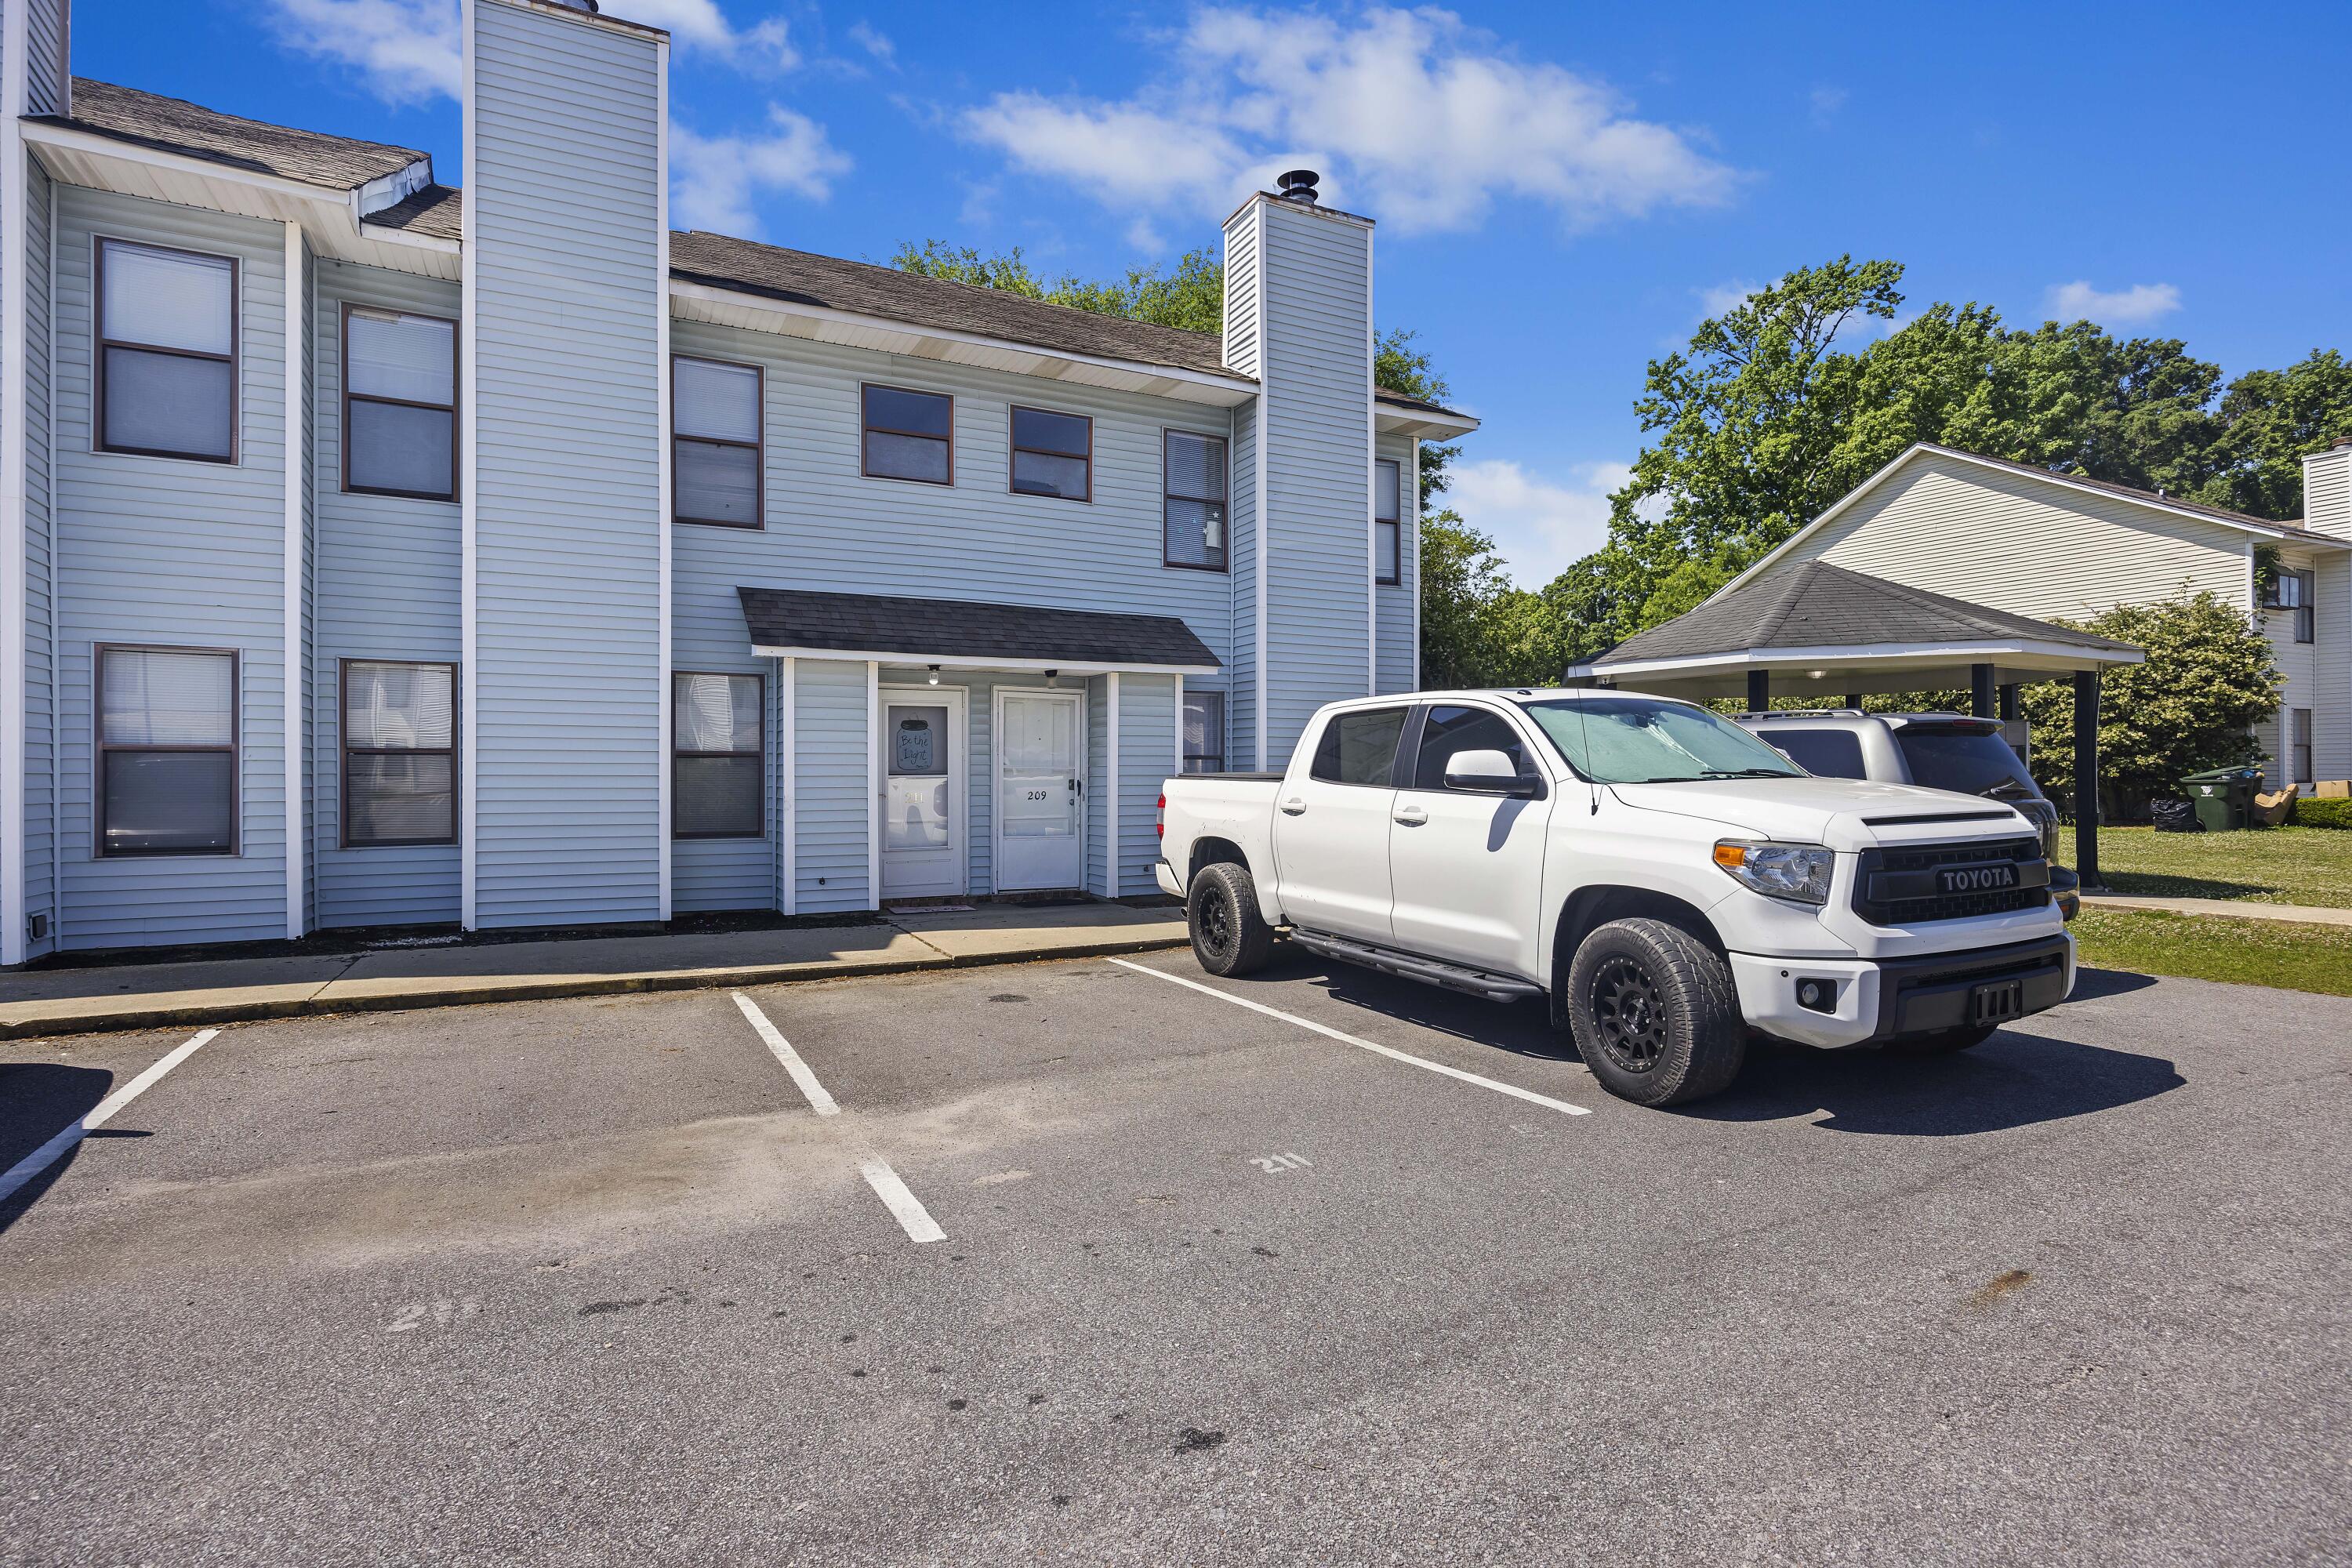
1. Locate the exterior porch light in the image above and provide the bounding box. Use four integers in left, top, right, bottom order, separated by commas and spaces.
926, 664, 939, 685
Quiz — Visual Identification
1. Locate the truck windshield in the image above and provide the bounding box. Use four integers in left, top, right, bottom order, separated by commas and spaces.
1519, 697, 1806, 784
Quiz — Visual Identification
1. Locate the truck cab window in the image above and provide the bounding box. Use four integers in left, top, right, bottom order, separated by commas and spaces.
1413, 705, 1527, 789
1309, 707, 1407, 786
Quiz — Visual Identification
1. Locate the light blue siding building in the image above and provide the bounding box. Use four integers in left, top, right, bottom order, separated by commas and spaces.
0, 0, 1475, 964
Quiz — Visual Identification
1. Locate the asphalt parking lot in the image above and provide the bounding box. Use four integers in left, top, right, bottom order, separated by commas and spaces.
3, 945, 2350, 1566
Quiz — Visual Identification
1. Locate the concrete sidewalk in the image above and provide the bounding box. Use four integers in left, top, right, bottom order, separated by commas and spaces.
0, 902, 1189, 1039
2079, 891, 2352, 927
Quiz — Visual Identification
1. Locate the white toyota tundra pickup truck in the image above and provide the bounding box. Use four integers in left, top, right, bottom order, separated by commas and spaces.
1156, 688, 2075, 1108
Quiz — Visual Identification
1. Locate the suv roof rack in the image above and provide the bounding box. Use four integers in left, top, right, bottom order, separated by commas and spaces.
1733, 709, 1865, 720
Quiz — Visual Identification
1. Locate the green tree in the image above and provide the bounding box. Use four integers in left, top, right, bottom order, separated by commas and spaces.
1416, 510, 1512, 688
2193, 350, 2352, 520
887, 240, 1223, 332
2017, 592, 2281, 817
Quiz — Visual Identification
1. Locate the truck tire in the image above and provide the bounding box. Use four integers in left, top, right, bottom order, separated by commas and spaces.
1566, 917, 1746, 1108
1189, 861, 1275, 978
1882, 1022, 1998, 1055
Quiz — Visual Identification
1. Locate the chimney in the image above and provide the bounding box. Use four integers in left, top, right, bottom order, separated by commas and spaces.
2302, 441, 2352, 541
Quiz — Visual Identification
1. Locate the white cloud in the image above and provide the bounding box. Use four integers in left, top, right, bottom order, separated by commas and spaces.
961, 5, 1735, 235
1124, 216, 1169, 252
1695, 278, 1759, 318
265, 0, 459, 105
2042, 281, 2183, 326
1807, 85, 1846, 126
2045, 280, 2182, 326
847, 20, 895, 65
263, 0, 797, 103
1449, 457, 1632, 583
670, 107, 851, 234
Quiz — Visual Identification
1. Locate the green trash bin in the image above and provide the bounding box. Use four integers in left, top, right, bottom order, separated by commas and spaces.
2181, 765, 2260, 831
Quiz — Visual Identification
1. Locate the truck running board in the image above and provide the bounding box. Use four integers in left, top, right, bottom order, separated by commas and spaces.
1287, 929, 1544, 1004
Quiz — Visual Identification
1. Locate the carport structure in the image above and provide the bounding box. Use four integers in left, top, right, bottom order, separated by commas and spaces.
1564, 561, 2143, 885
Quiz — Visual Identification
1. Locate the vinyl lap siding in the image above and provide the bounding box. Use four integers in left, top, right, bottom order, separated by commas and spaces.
1228, 400, 1258, 768
53, 188, 291, 949
1221, 212, 1261, 380
312, 261, 461, 927
1260, 202, 1372, 764
1117, 673, 1174, 895
2315, 553, 2350, 785
1795, 454, 2248, 622
792, 657, 869, 912
20, 162, 56, 955
1375, 433, 1416, 695
1086, 676, 1108, 895
26, 0, 67, 117
296, 237, 317, 931
468, 0, 665, 928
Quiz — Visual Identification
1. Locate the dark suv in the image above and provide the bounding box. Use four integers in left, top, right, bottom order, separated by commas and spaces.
1733, 710, 2079, 920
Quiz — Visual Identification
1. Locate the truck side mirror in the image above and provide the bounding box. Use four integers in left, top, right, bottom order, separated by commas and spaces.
1443, 749, 1536, 797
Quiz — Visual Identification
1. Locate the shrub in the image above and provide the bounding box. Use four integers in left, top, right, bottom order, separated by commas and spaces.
2299, 797, 2352, 830
2018, 591, 2283, 820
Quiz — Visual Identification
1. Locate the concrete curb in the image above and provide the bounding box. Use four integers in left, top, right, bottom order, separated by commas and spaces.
0, 932, 1188, 1041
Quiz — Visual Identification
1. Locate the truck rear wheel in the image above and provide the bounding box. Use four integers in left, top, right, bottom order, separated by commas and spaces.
1566, 918, 1746, 1107
1189, 861, 1275, 978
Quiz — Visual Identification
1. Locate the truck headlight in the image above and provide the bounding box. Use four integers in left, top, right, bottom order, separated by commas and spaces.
1713, 840, 1835, 906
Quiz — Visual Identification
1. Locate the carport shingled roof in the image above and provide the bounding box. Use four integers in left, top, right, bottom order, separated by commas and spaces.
45, 80, 1468, 420
1589, 560, 2140, 667
736, 587, 1221, 670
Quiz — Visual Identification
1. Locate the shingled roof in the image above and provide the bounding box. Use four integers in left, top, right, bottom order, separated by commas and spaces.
1589, 561, 2140, 669
42, 78, 426, 191
42, 78, 1471, 420
736, 587, 1221, 670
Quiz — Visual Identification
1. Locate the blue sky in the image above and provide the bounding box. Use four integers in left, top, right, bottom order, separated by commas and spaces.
76, 1, 2352, 583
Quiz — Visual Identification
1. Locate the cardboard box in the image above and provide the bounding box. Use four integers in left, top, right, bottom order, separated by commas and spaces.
2319, 780, 2351, 799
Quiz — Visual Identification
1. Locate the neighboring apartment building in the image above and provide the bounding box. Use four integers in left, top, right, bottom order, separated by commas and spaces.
0, 0, 1475, 963
1716, 441, 2352, 793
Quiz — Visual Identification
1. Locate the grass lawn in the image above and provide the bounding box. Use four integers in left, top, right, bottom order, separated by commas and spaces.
2069, 907, 2352, 998
2059, 824, 2352, 909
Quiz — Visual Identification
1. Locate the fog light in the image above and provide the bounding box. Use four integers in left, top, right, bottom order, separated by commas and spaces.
1796, 978, 1832, 1013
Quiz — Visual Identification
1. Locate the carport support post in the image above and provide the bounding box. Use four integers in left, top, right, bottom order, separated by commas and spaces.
2074, 670, 2102, 891
1999, 683, 2020, 721
1746, 669, 1769, 712
1971, 663, 1996, 719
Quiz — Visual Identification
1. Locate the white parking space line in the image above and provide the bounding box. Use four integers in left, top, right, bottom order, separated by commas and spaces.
731, 992, 840, 1116
0, 1029, 221, 1206
1109, 959, 1593, 1117
730, 991, 944, 1244
859, 1158, 947, 1244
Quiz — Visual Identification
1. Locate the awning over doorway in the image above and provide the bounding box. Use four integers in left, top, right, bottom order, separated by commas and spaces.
738, 586, 1221, 675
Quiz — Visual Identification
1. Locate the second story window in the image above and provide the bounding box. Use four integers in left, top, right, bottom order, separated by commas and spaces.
1164, 430, 1229, 572
2263, 567, 2316, 644
1010, 405, 1091, 501
862, 384, 953, 485
673, 356, 764, 527
344, 306, 456, 501
97, 238, 237, 463
1374, 459, 1402, 585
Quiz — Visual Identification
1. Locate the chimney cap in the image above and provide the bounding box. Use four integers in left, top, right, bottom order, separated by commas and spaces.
1276, 169, 1320, 204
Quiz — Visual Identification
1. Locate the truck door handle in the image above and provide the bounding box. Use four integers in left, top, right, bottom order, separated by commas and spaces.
1393, 804, 1428, 826
1279, 798, 1308, 815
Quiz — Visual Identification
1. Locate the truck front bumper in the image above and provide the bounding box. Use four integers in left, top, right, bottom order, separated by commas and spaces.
1730, 933, 2076, 1049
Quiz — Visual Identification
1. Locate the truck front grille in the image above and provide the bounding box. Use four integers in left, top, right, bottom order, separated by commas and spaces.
1853, 836, 2049, 926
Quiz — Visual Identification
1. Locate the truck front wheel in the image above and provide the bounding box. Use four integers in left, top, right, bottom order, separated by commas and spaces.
1566, 918, 1746, 1107
1188, 861, 1275, 978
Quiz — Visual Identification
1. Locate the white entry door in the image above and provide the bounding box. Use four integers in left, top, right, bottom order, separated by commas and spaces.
880, 689, 966, 898
996, 688, 1084, 891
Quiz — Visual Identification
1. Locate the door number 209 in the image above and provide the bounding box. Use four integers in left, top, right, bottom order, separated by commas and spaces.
1025, 789, 1049, 801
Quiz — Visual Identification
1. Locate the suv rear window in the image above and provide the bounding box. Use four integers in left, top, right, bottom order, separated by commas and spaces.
1310, 707, 1407, 787
1895, 726, 2035, 797
1761, 728, 1865, 779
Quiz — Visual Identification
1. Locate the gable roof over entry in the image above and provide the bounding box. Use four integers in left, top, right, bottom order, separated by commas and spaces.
1566, 561, 2141, 700
738, 588, 1221, 675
